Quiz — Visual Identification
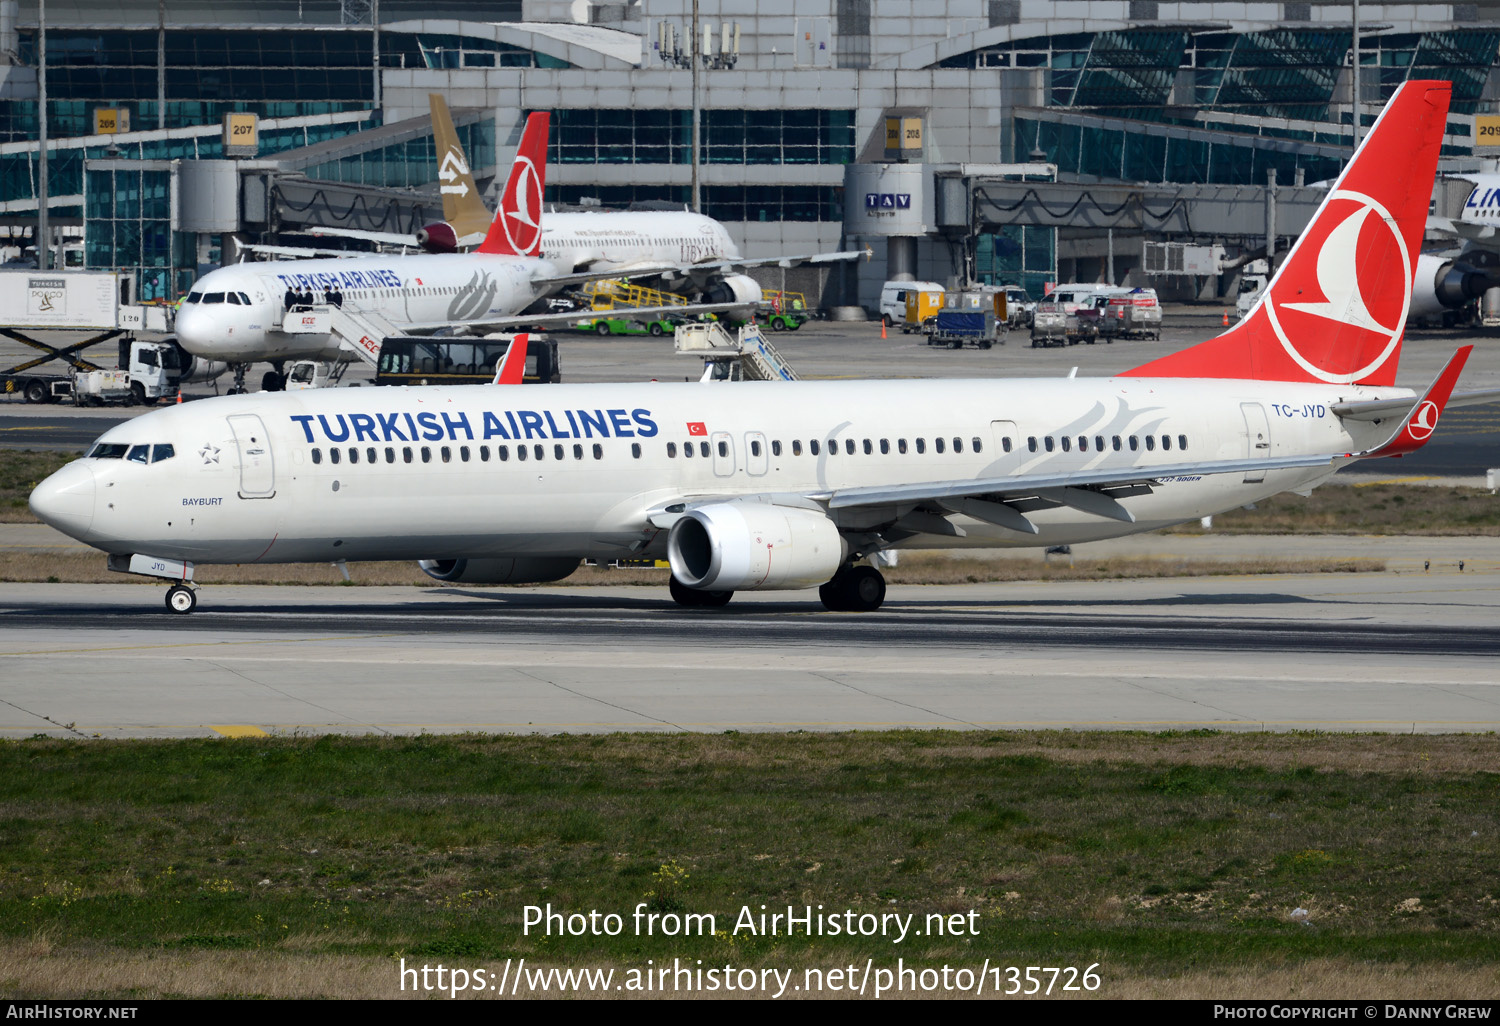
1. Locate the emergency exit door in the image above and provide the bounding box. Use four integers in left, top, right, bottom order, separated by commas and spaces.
1240, 403, 1270, 483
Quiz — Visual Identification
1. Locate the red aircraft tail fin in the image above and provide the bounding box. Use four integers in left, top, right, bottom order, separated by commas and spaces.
477, 112, 549, 257
1125, 80, 1451, 387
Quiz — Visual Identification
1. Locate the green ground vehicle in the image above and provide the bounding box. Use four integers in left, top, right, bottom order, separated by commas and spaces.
574, 316, 677, 337
761, 290, 809, 331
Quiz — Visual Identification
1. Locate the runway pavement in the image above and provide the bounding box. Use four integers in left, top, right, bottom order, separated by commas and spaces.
2, 567, 1497, 739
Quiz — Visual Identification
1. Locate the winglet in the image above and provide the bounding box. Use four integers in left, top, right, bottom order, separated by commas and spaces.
492, 333, 529, 385
477, 112, 550, 257
1358, 345, 1471, 458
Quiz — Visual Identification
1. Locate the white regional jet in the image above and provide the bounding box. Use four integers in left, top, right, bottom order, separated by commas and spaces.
30, 80, 1499, 614
174, 112, 745, 391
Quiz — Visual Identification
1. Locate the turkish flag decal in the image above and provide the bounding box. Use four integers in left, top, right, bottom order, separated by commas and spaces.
687, 422, 707, 436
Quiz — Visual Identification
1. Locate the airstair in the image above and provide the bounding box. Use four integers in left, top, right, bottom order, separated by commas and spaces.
329, 307, 402, 367
673, 320, 798, 381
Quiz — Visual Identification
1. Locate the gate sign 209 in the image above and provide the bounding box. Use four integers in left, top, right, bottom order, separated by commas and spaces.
865, 193, 912, 210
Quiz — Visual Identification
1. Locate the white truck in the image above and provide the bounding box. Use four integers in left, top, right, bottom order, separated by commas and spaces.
1236, 260, 1270, 321
3, 337, 182, 405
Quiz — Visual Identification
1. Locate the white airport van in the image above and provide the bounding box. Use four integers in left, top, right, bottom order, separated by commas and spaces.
879, 280, 945, 327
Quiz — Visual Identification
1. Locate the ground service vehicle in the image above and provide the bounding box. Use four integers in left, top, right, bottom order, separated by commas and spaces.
374, 336, 560, 386
762, 291, 810, 331
925, 288, 1007, 349
1105, 288, 1163, 340
3, 336, 181, 405
902, 285, 944, 333
575, 315, 677, 337
1029, 303, 1069, 347
880, 280, 945, 327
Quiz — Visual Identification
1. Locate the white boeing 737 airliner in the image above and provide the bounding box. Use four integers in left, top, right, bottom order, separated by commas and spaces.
29, 80, 1498, 614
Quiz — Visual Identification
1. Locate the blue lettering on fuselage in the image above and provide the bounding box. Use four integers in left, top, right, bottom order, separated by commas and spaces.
289, 408, 663, 444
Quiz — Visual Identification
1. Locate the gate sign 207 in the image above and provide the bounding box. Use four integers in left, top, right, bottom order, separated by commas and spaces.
865, 193, 912, 212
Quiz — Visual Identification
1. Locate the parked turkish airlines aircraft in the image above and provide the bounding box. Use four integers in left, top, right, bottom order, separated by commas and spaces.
1412, 170, 1500, 320
308, 93, 866, 308
175, 112, 741, 391
31, 81, 1499, 615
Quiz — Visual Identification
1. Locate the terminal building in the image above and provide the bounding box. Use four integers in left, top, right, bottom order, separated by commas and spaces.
4, 0, 1498, 310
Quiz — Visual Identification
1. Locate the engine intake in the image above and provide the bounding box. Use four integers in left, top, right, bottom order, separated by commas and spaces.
416, 222, 460, 254
667, 501, 845, 591
702, 274, 763, 308
419, 557, 578, 584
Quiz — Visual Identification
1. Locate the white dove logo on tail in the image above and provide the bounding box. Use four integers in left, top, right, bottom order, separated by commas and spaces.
1263, 189, 1411, 385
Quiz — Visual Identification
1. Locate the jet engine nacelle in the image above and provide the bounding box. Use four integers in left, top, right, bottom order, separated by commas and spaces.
419, 557, 579, 584
667, 501, 846, 591
416, 222, 460, 254
702, 274, 763, 308
1411, 252, 1494, 317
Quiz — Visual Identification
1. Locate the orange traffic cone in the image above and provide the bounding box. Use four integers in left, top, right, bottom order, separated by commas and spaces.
880, 319, 887, 339
1221, 310, 1229, 326
175, 390, 183, 404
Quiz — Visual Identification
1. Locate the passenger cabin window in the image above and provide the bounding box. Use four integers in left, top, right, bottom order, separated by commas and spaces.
717, 441, 728, 457
1178, 434, 1188, 450
844, 439, 855, 455
863, 439, 872, 455
593, 443, 603, 460
311, 448, 322, 465
810, 440, 820, 456
460, 446, 471, 462
1129, 437, 1139, 451
916, 438, 926, 454
973, 438, 983, 453
792, 440, 802, 456
936, 437, 947, 454
632, 443, 642, 459
421, 446, 431, 463
330, 448, 342, 464
348, 448, 359, 464
771, 440, 781, 457
667, 442, 677, 458
1145, 436, 1156, 451
953, 437, 963, 453
879, 439, 889, 454
699, 441, 710, 457
403, 447, 413, 463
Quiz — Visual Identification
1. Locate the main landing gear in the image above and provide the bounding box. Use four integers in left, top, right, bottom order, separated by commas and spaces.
819, 565, 886, 612
669, 574, 733, 608
165, 584, 198, 613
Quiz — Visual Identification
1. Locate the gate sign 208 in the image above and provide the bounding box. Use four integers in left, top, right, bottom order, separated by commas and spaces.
865, 193, 912, 211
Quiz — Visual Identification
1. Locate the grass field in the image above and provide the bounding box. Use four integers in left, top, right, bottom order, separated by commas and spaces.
2, 731, 1498, 998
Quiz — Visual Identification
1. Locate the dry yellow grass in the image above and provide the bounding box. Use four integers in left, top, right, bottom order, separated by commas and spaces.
2, 943, 1495, 999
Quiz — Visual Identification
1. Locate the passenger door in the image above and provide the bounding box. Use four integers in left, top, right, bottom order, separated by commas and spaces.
227, 414, 276, 498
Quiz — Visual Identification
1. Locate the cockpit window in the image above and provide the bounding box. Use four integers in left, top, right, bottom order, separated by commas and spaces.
238, 292, 251, 304
203, 292, 226, 304
184, 292, 202, 304
87, 442, 129, 459
227, 293, 243, 305
126, 445, 150, 464
151, 444, 175, 463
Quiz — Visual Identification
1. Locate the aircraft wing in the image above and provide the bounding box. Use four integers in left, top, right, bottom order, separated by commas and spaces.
398, 301, 748, 335
240, 243, 385, 259
814, 453, 1343, 531
306, 226, 423, 248
669, 248, 873, 278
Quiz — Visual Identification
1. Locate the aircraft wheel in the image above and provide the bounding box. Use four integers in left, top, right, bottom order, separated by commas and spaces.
165, 585, 197, 614
669, 574, 733, 608
820, 565, 886, 612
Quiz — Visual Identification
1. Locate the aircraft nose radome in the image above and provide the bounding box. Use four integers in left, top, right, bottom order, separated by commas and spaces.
175, 307, 221, 353
29, 462, 96, 539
